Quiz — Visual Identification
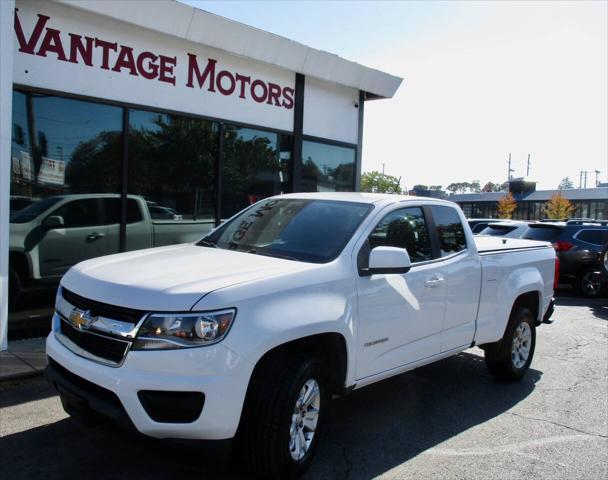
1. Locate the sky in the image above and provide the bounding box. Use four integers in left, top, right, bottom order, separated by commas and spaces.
182, 0, 608, 191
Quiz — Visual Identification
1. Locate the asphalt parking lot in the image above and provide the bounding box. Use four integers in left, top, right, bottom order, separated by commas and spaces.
1, 295, 606, 480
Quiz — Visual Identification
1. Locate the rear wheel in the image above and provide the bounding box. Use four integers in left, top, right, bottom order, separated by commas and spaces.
240, 353, 328, 479
485, 306, 536, 381
577, 268, 604, 298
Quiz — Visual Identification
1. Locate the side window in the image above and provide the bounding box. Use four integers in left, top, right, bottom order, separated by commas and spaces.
576, 229, 604, 246
369, 207, 433, 262
102, 198, 121, 225
431, 205, 467, 256
126, 199, 143, 223
51, 199, 101, 228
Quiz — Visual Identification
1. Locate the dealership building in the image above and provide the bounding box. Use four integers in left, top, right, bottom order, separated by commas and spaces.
0, 0, 402, 349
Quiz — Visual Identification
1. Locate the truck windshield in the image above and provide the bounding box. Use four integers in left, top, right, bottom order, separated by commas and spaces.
10, 197, 62, 223
199, 198, 373, 263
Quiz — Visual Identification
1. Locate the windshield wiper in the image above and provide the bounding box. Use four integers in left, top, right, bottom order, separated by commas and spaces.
199, 240, 218, 248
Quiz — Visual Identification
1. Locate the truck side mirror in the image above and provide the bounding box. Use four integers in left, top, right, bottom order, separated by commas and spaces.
42, 215, 65, 229
364, 246, 412, 276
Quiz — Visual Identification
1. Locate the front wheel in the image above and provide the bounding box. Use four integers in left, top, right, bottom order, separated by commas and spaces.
240, 354, 328, 479
484, 306, 536, 381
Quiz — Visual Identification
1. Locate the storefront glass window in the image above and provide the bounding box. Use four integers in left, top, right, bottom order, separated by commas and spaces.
221, 126, 292, 219
301, 140, 355, 192
9, 91, 123, 331
128, 109, 217, 226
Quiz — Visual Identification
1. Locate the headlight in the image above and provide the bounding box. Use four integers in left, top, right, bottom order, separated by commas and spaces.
132, 309, 236, 350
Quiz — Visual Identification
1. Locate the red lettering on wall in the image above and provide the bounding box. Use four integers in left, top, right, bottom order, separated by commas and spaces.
95, 38, 117, 70
217, 70, 235, 95
158, 55, 177, 85
186, 54, 217, 91
112, 45, 137, 76
137, 51, 159, 80
235, 74, 251, 99
14, 10, 49, 54
68, 34, 94, 66
250, 79, 268, 103
36, 28, 67, 61
267, 83, 282, 107
282, 87, 294, 109
14, 12, 296, 110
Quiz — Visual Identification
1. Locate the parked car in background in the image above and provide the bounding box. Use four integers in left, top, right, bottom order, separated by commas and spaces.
9, 194, 214, 305
146, 202, 183, 220
9, 195, 37, 215
477, 221, 532, 239
467, 218, 500, 233
601, 243, 608, 278
523, 223, 608, 297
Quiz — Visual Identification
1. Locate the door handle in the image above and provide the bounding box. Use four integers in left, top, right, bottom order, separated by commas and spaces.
87, 232, 105, 242
424, 277, 444, 288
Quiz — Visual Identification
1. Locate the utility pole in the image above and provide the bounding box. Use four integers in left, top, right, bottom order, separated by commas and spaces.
382, 163, 385, 175
583, 170, 589, 188
507, 153, 514, 181
595, 170, 601, 187
526, 154, 531, 177
579, 170, 583, 188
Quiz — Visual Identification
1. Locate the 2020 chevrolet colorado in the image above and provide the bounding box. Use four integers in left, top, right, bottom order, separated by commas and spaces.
45, 193, 556, 479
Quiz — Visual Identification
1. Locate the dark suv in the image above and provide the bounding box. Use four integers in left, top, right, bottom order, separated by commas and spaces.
523, 223, 608, 297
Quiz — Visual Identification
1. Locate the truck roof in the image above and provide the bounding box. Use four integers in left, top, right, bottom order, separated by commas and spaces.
277, 192, 458, 207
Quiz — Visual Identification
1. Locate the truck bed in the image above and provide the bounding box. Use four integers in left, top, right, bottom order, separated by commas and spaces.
474, 235, 552, 254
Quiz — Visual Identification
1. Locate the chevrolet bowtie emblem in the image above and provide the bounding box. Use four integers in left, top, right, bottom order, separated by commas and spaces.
69, 309, 93, 329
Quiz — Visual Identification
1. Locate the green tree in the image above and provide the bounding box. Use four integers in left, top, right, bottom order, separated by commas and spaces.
497, 192, 517, 219
360, 171, 402, 194
558, 177, 574, 190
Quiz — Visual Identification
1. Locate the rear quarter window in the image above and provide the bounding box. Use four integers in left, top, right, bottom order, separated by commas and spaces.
430, 206, 467, 256
576, 229, 608, 246
522, 226, 563, 242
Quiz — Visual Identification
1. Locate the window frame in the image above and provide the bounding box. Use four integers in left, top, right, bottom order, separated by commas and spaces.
573, 228, 608, 246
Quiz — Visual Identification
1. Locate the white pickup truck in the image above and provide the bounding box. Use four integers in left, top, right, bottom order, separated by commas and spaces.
45, 193, 556, 479
9, 193, 213, 304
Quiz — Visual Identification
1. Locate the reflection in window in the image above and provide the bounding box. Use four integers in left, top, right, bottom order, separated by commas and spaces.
10, 91, 122, 200
222, 126, 292, 219
431, 206, 467, 256
301, 141, 355, 192
369, 207, 432, 262
128, 109, 217, 223
9, 91, 122, 321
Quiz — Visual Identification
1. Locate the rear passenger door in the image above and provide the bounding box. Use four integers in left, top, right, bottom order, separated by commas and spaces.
355, 206, 447, 379
429, 205, 482, 352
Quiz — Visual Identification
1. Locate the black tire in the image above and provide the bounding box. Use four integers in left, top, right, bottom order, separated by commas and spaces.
240, 353, 328, 480
485, 306, 536, 381
600, 243, 608, 279
577, 267, 604, 298
8, 266, 21, 309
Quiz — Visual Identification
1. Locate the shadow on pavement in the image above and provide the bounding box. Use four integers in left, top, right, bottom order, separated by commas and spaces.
0, 351, 541, 480
554, 294, 608, 321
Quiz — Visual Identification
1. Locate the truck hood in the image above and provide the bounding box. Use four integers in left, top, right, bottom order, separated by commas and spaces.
61, 244, 316, 311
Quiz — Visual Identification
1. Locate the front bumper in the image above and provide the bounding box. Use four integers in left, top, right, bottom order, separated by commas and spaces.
46, 330, 253, 440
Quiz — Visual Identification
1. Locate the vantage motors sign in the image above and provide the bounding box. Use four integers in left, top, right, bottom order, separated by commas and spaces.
13, 1, 296, 130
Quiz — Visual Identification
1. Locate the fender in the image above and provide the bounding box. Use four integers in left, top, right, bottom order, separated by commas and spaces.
475, 263, 545, 345
191, 258, 359, 387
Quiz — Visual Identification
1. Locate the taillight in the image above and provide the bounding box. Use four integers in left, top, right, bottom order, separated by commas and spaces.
552, 241, 573, 252
554, 257, 560, 290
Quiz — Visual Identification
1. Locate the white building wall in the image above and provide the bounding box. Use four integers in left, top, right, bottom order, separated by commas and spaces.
303, 76, 359, 145
14, 0, 295, 132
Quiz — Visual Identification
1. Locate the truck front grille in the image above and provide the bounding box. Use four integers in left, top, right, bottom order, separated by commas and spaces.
62, 288, 146, 324
60, 318, 131, 364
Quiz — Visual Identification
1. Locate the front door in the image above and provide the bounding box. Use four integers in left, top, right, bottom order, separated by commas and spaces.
38, 198, 109, 277
355, 206, 447, 380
